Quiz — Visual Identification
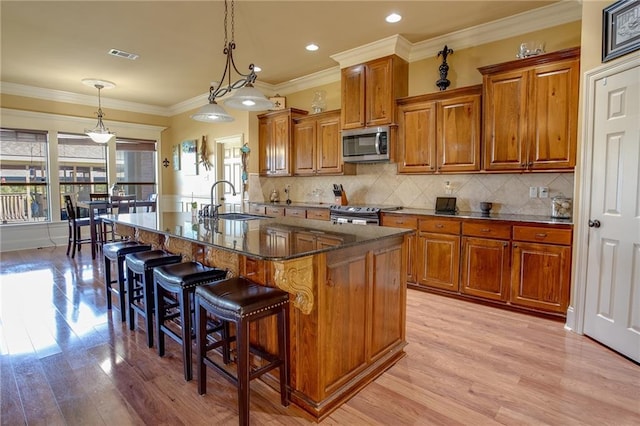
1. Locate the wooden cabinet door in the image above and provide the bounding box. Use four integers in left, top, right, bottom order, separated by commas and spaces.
271, 114, 291, 175
437, 93, 481, 172
416, 232, 460, 291
293, 119, 316, 175
316, 112, 343, 174
341, 64, 366, 130
258, 118, 272, 175
397, 101, 437, 173
482, 69, 529, 171
528, 59, 578, 170
511, 242, 571, 313
461, 236, 510, 301
365, 57, 393, 127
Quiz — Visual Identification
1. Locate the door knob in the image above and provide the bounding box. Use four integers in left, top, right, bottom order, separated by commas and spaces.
588, 219, 601, 228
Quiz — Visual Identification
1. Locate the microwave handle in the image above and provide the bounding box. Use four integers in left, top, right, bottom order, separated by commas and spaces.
375, 131, 381, 155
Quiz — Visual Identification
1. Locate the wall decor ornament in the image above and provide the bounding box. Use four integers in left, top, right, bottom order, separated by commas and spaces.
603, 0, 640, 62
181, 139, 198, 175
436, 45, 454, 91
199, 135, 213, 171
172, 144, 180, 171
240, 143, 251, 197
269, 95, 286, 110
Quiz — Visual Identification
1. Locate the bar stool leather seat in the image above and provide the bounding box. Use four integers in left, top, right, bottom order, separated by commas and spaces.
125, 250, 182, 347
153, 262, 228, 381
103, 241, 152, 322
195, 276, 290, 426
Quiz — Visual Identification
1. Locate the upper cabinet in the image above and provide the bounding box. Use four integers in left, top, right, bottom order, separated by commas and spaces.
396, 85, 482, 174
258, 108, 308, 177
341, 55, 408, 130
293, 110, 354, 176
479, 47, 580, 172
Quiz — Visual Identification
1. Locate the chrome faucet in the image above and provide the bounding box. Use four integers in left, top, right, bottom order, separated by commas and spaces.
209, 180, 237, 219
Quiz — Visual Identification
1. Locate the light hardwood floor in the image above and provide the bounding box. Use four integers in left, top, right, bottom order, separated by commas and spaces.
1, 246, 638, 425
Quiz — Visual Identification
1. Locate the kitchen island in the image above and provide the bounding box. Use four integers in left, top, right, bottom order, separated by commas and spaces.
105, 212, 412, 420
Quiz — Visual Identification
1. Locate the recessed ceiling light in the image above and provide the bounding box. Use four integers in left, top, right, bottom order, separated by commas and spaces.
306, 43, 319, 52
386, 13, 402, 23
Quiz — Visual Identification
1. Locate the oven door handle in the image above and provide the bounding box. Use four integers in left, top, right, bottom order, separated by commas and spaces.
375, 131, 381, 155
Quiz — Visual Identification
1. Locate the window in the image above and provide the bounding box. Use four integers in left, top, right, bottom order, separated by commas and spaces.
116, 138, 156, 200
58, 133, 108, 218
0, 128, 49, 224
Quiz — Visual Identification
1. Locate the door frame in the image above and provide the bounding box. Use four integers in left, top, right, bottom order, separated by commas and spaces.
567, 52, 640, 334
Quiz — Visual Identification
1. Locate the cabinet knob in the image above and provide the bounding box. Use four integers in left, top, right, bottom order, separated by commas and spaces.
503, 242, 508, 247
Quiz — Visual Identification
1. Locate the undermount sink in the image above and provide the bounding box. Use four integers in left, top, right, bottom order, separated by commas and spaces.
215, 213, 265, 221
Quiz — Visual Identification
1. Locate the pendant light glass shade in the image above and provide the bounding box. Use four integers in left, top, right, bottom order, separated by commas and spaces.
223, 84, 273, 111
191, 100, 234, 122
86, 126, 115, 144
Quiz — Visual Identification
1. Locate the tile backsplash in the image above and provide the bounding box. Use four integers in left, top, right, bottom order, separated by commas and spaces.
249, 163, 574, 217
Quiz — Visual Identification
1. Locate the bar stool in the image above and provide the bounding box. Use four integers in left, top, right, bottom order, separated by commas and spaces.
194, 276, 290, 426
103, 241, 152, 322
153, 262, 228, 381
125, 250, 182, 347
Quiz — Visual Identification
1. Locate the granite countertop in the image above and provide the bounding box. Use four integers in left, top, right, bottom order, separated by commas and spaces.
251, 202, 573, 225
383, 208, 573, 225
105, 212, 412, 261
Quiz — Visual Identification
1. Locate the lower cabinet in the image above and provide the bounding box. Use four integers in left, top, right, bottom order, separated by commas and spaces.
460, 236, 511, 301
510, 226, 572, 313
380, 213, 573, 317
416, 218, 461, 291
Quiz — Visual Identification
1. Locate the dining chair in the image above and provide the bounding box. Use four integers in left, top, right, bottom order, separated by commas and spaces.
63, 195, 92, 258
108, 195, 137, 241
89, 193, 110, 247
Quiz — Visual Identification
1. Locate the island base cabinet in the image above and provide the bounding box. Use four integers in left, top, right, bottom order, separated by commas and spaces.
511, 242, 571, 313
242, 236, 407, 421
460, 237, 510, 301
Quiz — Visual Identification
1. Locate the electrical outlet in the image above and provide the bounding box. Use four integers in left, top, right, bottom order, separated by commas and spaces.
539, 187, 549, 198
529, 187, 538, 198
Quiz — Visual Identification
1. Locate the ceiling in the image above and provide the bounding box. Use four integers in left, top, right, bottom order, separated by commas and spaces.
1, 1, 565, 110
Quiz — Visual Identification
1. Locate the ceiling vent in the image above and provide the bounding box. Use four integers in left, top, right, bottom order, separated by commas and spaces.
108, 49, 139, 60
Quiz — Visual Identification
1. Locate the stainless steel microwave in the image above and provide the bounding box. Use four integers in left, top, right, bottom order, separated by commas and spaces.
342, 126, 390, 163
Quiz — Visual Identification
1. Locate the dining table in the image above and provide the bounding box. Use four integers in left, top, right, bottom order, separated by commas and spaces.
77, 199, 156, 259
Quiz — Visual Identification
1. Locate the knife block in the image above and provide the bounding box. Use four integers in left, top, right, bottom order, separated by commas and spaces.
334, 191, 348, 206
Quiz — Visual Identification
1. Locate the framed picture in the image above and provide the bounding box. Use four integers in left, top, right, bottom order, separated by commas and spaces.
269, 95, 286, 110
181, 139, 198, 175
602, 0, 640, 62
172, 144, 180, 171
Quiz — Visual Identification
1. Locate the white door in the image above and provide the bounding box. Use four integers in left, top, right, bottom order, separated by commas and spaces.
583, 62, 640, 362
215, 135, 243, 212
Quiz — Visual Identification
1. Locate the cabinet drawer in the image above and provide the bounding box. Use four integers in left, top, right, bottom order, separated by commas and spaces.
513, 226, 572, 245
306, 208, 330, 221
381, 214, 418, 229
419, 218, 461, 235
463, 221, 511, 239
248, 204, 266, 215
265, 206, 285, 217
285, 207, 306, 218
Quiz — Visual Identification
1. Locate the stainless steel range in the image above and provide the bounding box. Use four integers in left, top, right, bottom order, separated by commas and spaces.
329, 205, 402, 226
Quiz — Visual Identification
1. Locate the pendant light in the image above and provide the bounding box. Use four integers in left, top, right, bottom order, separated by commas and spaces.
83, 79, 116, 143
191, 0, 272, 123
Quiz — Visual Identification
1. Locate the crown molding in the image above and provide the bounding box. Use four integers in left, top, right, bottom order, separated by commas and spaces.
410, 1, 582, 62
330, 34, 413, 69
0, 82, 171, 116
2, 1, 582, 117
